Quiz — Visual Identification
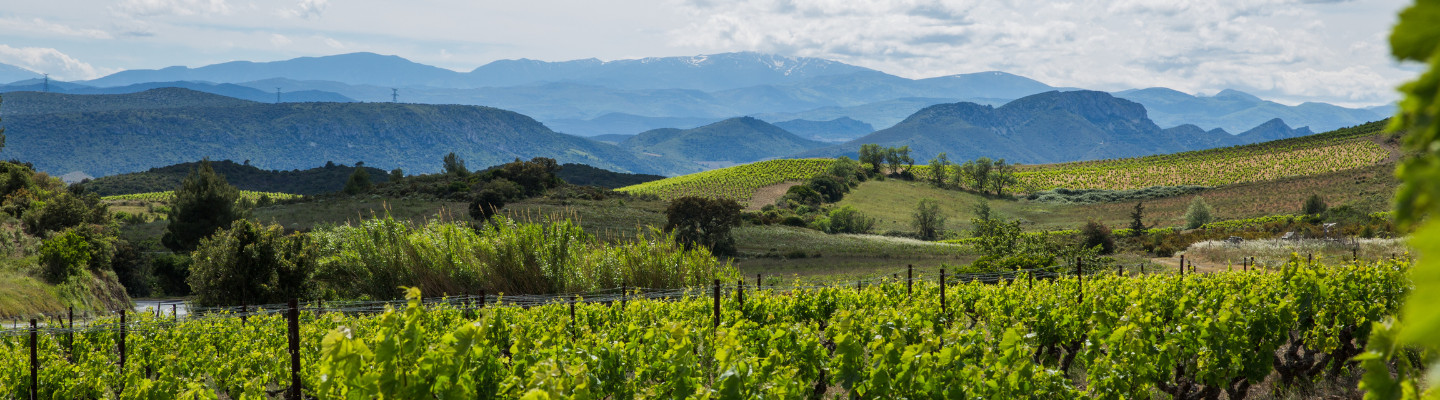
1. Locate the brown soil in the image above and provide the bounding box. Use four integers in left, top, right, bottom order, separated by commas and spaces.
1150, 254, 1265, 274
745, 181, 804, 210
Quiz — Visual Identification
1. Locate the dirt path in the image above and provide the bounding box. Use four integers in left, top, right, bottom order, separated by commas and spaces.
1368, 135, 1404, 164
745, 181, 804, 210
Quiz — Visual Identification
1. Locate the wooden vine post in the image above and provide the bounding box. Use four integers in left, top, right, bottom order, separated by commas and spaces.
1076, 257, 1083, 304
29, 318, 37, 400
287, 299, 301, 400
940, 269, 947, 326
712, 279, 720, 329
907, 265, 913, 297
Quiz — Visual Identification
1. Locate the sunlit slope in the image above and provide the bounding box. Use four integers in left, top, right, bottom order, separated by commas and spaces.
623, 120, 1394, 202
617, 159, 834, 202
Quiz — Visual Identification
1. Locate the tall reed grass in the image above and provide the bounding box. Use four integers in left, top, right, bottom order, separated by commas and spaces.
311, 214, 734, 299
1184, 238, 1412, 268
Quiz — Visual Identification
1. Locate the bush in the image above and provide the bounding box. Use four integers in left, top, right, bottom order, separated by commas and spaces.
1184, 196, 1214, 229
163, 159, 249, 252
188, 219, 318, 306
342, 167, 372, 195
312, 215, 732, 298
807, 174, 847, 203
1027, 186, 1209, 205
827, 205, 876, 234
781, 215, 808, 227
781, 184, 824, 206
22, 191, 108, 236
1080, 219, 1117, 255
152, 253, 192, 297
39, 230, 90, 283
970, 253, 1056, 272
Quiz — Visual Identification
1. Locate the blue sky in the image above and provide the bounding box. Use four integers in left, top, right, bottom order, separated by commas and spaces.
0, 0, 1418, 106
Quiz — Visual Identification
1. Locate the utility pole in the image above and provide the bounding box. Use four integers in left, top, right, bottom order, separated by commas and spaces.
391, 88, 398, 103
276, 88, 282, 104
43, 73, 49, 92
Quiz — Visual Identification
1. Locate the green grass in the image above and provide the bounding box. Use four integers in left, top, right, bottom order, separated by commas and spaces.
617, 159, 834, 204
102, 190, 301, 202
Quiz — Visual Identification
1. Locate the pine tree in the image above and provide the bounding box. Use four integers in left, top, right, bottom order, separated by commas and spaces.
162, 159, 249, 252
1128, 201, 1147, 236
343, 167, 372, 195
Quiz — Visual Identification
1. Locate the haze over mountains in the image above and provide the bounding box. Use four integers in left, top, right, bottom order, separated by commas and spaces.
0, 51, 1399, 179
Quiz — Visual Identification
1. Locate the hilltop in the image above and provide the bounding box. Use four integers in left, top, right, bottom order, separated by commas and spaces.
620, 117, 828, 165
80, 160, 391, 196
795, 90, 1245, 163
0, 88, 257, 115
1, 94, 698, 177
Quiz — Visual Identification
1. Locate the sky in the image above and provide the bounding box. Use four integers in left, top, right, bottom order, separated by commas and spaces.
0, 0, 1418, 107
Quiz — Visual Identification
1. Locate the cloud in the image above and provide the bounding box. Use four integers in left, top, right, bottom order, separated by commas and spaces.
112, 0, 232, 17
0, 17, 114, 39
270, 33, 293, 47
667, 0, 1404, 103
322, 36, 345, 49
279, 0, 329, 20
0, 45, 116, 80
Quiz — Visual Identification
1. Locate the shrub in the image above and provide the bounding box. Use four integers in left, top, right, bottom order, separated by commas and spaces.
1185, 196, 1214, 229
1080, 219, 1117, 255
312, 215, 732, 298
781, 215, 808, 227
152, 253, 192, 297
188, 219, 318, 306
39, 230, 90, 283
827, 205, 876, 234
808, 174, 848, 203
22, 191, 108, 236
342, 167, 372, 195
781, 185, 824, 206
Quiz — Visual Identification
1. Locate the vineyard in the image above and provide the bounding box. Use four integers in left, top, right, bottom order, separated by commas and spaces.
0, 257, 1409, 398
101, 190, 301, 202
617, 159, 834, 203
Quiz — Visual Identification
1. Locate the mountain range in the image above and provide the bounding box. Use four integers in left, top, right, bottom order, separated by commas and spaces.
3, 52, 1389, 138
794, 91, 1321, 164
2, 89, 698, 177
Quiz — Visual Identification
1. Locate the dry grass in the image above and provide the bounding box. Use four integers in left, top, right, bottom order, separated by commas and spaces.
1183, 238, 1412, 268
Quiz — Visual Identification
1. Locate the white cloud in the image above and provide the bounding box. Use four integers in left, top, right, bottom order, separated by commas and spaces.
322, 36, 345, 49
0, 45, 115, 80
279, 0, 329, 20
0, 17, 114, 39
667, 0, 1407, 103
270, 33, 292, 46
112, 0, 232, 17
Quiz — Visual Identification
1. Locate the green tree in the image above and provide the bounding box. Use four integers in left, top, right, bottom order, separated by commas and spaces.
858, 144, 885, 174
469, 190, 507, 221
162, 159, 250, 252
343, 166, 372, 195
1184, 196, 1214, 229
443, 152, 469, 177
389, 168, 404, 182
970, 201, 997, 238
188, 219, 317, 306
928, 153, 951, 188
780, 184, 825, 206
21, 191, 109, 236
959, 158, 993, 192
827, 156, 864, 186
39, 230, 89, 284
0, 94, 7, 153
1302, 194, 1328, 215
1128, 201, 1146, 236
664, 196, 742, 256
987, 159, 1017, 196
911, 198, 946, 240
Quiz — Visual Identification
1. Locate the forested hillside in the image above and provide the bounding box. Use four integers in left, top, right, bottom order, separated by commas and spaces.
2, 96, 700, 177
80, 160, 391, 196
0, 88, 257, 116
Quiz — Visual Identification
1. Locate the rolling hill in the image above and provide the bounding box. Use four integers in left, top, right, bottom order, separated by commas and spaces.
0, 88, 257, 115
772, 117, 875, 142
795, 90, 1247, 163
620, 117, 828, 165
1, 91, 700, 177
623, 119, 1396, 205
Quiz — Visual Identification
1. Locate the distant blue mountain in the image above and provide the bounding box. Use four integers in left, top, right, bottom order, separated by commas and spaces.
773, 117, 874, 142
81, 53, 466, 88
0, 63, 43, 84
545, 113, 723, 137
83, 52, 873, 92
1113, 87, 1384, 133
0, 80, 353, 103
